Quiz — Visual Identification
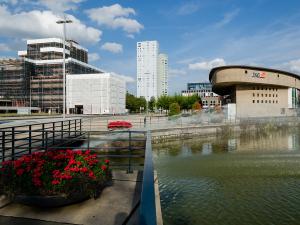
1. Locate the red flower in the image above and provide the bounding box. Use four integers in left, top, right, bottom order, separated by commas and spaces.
16, 169, 24, 176
88, 171, 96, 179
101, 165, 107, 171
81, 167, 88, 173
52, 180, 60, 185
105, 159, 110, 164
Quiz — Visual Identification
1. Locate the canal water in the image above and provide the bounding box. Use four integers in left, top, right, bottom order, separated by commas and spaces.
153, 128, 300, 225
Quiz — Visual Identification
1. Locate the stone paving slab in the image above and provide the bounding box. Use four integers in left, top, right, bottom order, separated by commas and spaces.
0, 171, 142, 225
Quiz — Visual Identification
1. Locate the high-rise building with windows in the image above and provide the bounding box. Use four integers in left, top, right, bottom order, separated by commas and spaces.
158, 53, 168, 96
136, 41, 168, 101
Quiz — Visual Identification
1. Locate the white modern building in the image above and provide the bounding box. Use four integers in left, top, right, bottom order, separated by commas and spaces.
158, 53, 168, 96
136, 41, 168, 101
66, 73, 126, 114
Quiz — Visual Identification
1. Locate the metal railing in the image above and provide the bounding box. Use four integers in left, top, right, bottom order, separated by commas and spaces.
139, 130, 157, 225
0, 118, 82, 161
0, 122, 158, 225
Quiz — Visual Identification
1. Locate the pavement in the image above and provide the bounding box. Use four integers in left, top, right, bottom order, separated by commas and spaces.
0, 170, 142, 225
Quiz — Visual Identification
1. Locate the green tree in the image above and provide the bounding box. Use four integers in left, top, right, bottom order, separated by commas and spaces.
148, 96, 156, 112
192, 101, 202, 111
126, 92, 147, 113
169, 102, 180, 116
157, 95, 170, 111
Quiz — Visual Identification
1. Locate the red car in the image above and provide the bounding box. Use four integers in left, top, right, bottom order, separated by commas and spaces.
107, 121, 133, 130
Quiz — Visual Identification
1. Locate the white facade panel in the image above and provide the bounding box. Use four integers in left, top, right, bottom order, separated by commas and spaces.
66, 73, 126, 114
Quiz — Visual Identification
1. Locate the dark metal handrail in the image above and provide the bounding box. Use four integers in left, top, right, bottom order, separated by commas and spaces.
139, 130, 157, 225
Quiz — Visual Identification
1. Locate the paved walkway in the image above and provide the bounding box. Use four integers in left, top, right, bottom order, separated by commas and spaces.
0, 171, 142, 225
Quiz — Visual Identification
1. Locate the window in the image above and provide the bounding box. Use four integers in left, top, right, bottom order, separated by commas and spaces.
257, 100, 259, 103
262, 94, 264, 97
261, 100, 263, 103
273, 100, 274, 103
257, 93, 259, 97
276, 100, 278, 103
265, 94, 267, 97
253, 100, 255, 103
245, 70, 248, 74
253, 93, 255, 97
265, 100, 267, 103
269, 94, 271, 97
269, 100, 271, 103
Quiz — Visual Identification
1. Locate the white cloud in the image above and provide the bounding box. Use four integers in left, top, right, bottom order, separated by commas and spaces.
88, 53, 100, 62
38, 0, 85, 12
215, 9, 240, 28
0, 43, 11, 51
0, 6, 102, 44
283, 59, 300, 73
169, 68, 187, 77
189, 58, 226, 70
126, 34, 135, 39
86, 4, 143, 34
177, 2, 200, 15
101, 42, 123, 53
111, 72, 135, 83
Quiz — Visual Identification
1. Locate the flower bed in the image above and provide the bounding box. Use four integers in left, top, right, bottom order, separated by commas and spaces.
0, 150, 111, 206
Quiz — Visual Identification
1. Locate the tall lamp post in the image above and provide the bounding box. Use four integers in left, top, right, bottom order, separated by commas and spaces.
56, 15, 72, 119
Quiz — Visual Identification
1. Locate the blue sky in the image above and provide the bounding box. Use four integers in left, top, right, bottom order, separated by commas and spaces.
1, 0, 300, 95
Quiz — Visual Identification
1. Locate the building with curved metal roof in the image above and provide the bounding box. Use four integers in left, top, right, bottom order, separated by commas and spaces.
209, 65, 300, 118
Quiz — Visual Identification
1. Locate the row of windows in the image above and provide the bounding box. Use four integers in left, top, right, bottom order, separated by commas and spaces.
252, 100, 278, 104
253, 87, 278, 91
253, 93, 278, 97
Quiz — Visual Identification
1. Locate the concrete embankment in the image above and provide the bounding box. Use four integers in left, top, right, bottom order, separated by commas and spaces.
150, 119, 300, 143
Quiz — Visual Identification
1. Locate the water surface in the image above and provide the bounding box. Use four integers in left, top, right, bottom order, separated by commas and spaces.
153, 128, 300, 225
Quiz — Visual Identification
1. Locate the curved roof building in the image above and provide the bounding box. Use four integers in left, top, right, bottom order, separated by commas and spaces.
209, 65, 300, 118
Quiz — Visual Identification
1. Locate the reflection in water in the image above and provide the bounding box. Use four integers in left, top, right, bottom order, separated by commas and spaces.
153, 128, 300, 225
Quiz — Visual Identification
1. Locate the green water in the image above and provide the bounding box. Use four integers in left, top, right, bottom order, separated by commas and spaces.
153, 128, 300, 225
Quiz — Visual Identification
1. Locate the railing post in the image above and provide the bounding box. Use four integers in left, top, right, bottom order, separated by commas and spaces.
127, 130, 132, 173
80, 119, 82, 135
68, 120, 71, 137
45, 131, 48, 151
87, 132, 90, 150
52, 122, 55, 144
42, 123, 45, 148
61, 121, 64, 140
11, 127, 15, 160
29, 125, 32, 155
75, 119, 77, 137
2, 131, 5, 162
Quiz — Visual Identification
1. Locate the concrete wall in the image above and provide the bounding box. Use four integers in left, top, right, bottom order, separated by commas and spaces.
211, 68, 300, 92
235, 85, 296, 117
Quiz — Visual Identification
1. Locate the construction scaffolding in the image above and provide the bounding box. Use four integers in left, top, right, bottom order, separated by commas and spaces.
0, 38, 102, 113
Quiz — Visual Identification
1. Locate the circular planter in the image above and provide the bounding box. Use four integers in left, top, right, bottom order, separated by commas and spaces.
14, 193, 90, 207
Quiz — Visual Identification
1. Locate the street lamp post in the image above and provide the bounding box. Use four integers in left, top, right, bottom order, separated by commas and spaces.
56, 15, 72, 119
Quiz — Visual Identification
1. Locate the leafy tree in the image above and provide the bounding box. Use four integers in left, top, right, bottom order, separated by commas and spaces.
126, 92, 147, 113
192, 101, 202, 111
157, 95, 171, 111
169, 102, 180, 116
148, 96, 156, 112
